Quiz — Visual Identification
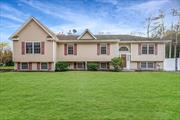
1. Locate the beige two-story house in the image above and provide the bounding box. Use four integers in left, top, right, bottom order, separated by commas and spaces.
10, 17, 170, 71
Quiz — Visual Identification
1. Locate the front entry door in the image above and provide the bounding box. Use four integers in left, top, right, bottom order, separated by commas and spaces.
121, 54, 126, 68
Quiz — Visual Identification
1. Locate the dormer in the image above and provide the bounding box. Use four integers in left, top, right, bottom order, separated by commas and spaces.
78, 29, 97, 40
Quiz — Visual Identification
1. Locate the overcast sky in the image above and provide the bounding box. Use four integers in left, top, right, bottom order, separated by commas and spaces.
0, 0, 180, 43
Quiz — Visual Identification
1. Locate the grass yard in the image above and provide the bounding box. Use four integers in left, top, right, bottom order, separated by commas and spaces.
0, 72, 180, 120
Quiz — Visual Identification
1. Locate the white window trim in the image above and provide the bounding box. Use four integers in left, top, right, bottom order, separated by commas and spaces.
21, 62, 29, 70
25, 41, 41, 54
140, 62, 154, 70
26, 42, 33, 54
100, 43, 107, 55
141, 44, 155, 55
34, 42, 41, 54
67, 43, 74, 55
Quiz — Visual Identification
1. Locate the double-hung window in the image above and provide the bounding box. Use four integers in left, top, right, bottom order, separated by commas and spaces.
21, 63, 28, 69
41, 63, 48, 70
142, 44, 148, 54
100, 44, 107, 54
148, 44, 154, 54
141, 44, 155, 54
100, 63, 107, 69
34, 42, 41, 54
68, 44, 74, 55
140, 62, 154, 70
26, 42, 41, 54
77, 62, 84, 69
26, 42, 33, 54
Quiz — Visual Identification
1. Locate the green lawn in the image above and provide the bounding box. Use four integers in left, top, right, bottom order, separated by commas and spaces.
0, 72, 180, 120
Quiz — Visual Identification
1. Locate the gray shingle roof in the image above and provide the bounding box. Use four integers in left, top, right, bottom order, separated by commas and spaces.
56, 34, 167, 41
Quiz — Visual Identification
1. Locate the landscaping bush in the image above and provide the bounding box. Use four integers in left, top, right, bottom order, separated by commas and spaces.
111, 57, 123, 71
87, 63, 98, 71
56, 61, 69, 71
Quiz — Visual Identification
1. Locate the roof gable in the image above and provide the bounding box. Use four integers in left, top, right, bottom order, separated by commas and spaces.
78, 29, 97, 40
10, 17, 57, 40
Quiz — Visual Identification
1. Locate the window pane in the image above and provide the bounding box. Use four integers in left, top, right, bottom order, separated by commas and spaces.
149, 44, 154, 54
26, 43, 33, 54
119, 47, 128, 51
148, 62, 154, 68
68, 45, 74, 55
101, 63, 107, 69
142, 45, 147, 54
77, 63, 84, 68
41, 63, 48, 69
34, 42, 41, 54
141, 62, 146, 69
22, 63, 28, 69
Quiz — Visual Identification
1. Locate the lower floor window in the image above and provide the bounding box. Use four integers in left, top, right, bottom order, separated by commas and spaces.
21, 63, 28, 69
140, 62, 154, 69
41, 63, 48, 69
100, 63, 107, 69
77, 62, 84, 69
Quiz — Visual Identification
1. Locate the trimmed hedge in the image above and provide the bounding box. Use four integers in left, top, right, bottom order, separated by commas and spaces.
55, 62, 69, 71
87, 63, 98, 71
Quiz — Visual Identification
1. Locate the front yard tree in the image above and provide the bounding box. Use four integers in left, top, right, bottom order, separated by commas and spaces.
111, 57, 123, 71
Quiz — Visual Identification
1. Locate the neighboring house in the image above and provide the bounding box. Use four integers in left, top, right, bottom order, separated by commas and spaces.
10, 17, 170, 71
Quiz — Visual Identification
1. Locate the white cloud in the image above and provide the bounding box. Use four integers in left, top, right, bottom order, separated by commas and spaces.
20, 0, 139, 35
0, 2, 28, 22
128, 0, 170, 14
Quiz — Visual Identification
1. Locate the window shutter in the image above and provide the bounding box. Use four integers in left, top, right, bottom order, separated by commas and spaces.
37, 62, 40, 70
74, 62, 76, 69
137, 62, 140, 70
107, 43, 110, 55
48, 62, 51, 71
97, 43, 100, 55
17, 62, 20, 70
155, 44, 158, 55
138, 44, 141, 55
107, 62, 110, 69
22, 42, 25, 55
154, 62, 157, 70
64, 44, 67, 55
41, 42, 45, 54
29, 62, 32, 70
74, 44, 77, 55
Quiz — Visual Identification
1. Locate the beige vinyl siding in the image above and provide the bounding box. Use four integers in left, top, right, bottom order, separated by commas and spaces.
13, 20, 54, 62
56, 42, 119, 62
131, 43, 165, 61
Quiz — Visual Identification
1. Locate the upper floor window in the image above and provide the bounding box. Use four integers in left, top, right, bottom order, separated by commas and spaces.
141, 44, 155, 54
34, 42, 41, 54
26, 43, 33, 54
68, 44, 74, 55
119, 47, 128, 51
26, 42, 41, 54
149, 44, 154, 54
100, 44, 107, 54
